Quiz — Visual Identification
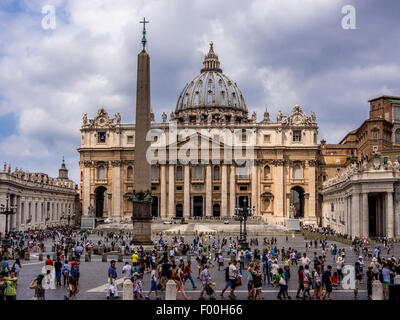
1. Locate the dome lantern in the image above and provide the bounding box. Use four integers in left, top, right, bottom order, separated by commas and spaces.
201, 42, 222, 73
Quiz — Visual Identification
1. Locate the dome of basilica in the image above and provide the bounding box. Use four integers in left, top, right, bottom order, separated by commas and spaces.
175, 43, 248, 122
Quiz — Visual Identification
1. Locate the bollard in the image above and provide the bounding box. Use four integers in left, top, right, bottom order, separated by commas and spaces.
38, 253, 43, 261
85, 254, 90, 262
118, 254, 123, 262
24, 251, 30, 261
51, 245, 55, 252
123, 279, 134, 300
165, 280, 177, 300
42, 246, 46, 253
53, 253, 57, 260
102, 253, 108, 262
394, 275, 400, 285
372, 281, 384, 300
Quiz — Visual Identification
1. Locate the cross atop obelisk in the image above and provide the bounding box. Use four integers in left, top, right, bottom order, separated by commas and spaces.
140, 17, 149, 50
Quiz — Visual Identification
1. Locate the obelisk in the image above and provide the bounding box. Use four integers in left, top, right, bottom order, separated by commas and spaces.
131, 18, 153, 245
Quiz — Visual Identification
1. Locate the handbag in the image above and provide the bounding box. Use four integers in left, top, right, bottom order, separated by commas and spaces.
279, 276, 286, 286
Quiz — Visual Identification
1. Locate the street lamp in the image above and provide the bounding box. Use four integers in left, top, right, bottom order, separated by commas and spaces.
67, 208, 71, 226
234, 198, 255, 251
0, 194, 18, 235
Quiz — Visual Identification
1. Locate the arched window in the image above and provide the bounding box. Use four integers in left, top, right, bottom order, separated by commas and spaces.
264, 165, 271, 179
127, 166, 133, 179
98, 166, 105, 180
293, 164, 301, 179
177, 166, 183, 180
214, 166, 220, 180
395, 128, 400, 143
151, 165, 158, 180
194, 165, 202, 179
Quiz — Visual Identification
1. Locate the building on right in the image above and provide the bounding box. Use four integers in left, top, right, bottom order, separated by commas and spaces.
321, 96, 400, 239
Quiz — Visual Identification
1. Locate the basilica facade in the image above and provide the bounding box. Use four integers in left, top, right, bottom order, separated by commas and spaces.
78, 43, 321, 226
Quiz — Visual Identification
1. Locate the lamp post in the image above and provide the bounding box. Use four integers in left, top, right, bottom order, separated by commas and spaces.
67, 208, 71, 226
234, 198, 255, 251
0, 194, 18, 235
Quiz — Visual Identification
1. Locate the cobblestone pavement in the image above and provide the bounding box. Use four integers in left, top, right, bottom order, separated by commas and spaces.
10, 234, 393, 300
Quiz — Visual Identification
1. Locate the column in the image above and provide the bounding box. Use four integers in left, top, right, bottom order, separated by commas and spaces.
229, 165, 236, 217
274, 161, 284, 218
160, 165, 167, 218
362, 193, 369, 238
83, 164, 91, 216
251, 162, 258, 215
112, 162, 121, 222
221, 165, 228, 217
168, 165, 175, 218
308, 162, 316, 219
352, 193, 360, 238
206, 165, 212, 217
387, 192, 394, 239
183, 165, 190, 218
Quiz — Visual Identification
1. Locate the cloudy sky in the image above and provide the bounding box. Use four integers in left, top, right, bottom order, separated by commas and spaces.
0, 0, 399, 183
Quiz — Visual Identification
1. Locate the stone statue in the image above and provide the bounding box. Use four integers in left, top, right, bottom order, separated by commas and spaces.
115, 113, 121, 124
277, 110, 283, 122
289, 203, 295, 219
150, 112, 155, 122
3, 162, 6, 172
387, 160, 393, 170
251, 111, 257, 123
162, 112, 167, 123
88, 204, 95, 217
170, 112, 175, 121
83, 114, 88, 125
7, 164, 11, 174
362, 160, 368, 171
393, 161, 400, 172
311, 112, 316, 123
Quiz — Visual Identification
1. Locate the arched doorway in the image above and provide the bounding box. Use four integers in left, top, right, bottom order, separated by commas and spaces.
95, 186, 108, 219
152, 196, 159, 217
290, 186, 305, 218
193, 196, 203, 217
176, 204, 183, 218
213, 204, 220, 217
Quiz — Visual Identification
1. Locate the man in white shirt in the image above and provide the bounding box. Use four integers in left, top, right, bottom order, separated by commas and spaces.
122, 262, 132, 280
228, 260, 239, 299
300, 253, 311, 268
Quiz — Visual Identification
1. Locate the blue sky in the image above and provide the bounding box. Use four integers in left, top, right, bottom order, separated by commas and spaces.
0, 0, 400, 183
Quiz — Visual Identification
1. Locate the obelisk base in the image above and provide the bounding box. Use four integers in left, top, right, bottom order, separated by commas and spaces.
132, 202, 154, 246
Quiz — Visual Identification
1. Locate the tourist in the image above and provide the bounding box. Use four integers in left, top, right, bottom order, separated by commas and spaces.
0, 273, 6, 301
133, 272, 143, 299
61, 260, 70, 287
29, 274, 45, 300
336, 256, 344, 282
199, 264, 215, 300
70, 257, 80, 287
247, 262, 255, 299
1, 257, 10, 276
366, 265, 374, 300
107, 260, 118, 299
4, 270, 18, 300
276, 268, 286, 300
122, 262, 132, 280
145, 264, 160, 300
160, 258, 172, 291
54, 258, 62, 286
220, 261, 232, 298
381, 263, 392, 300
174, 264, 190, 300
252, 265, 263, 300
11, 259, 22, 278
301, 265, 311, 299
66, 276, 78, 300
183, 260, 197, 289
296, 265, 304, 299
312, 266, 322, 300
322, 265, 333, 300
228, 260, 239, 300
354, 262, 363, 300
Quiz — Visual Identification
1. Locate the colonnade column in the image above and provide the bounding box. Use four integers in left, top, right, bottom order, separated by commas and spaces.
206, 165, 212, 217
251, 162, 258, 215
229, 165, 236, 217
160, 165, 167, 218
112, 162, 121, 222
352, 193, 360, 238
221, 165, 228, 217
183, 165, 190, 218
387, 192, 394, 239
362, 193, 369, 238
168, 165, 175, 218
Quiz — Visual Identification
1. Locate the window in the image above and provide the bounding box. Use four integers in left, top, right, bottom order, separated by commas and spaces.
239, 186, 248, 191
383, 157, 389, 165
373, 131, 379, 139
293, 165, 301, 179
176, 186, 183, 191
214, 166, 220, 180
394, 106, 400, 121
264, 165, 271, 179
213, 186, 220, 191
263, 135, 271, 143
177, 166, 183, 180
293, 130, 301, 142
323, 176, 327, 182
238, 165, 248, 179
98, 132, 106, 143
151, 186, 157, 191
127, 136, 134, 144
127, 166, 133, 179
331, 203, 334, 212
98, 166, 105, 180
194, 165, 202, 179
151, 165, 158, 180
395, 129, 400, 143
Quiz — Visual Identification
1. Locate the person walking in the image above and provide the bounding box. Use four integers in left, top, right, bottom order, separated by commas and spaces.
366, 264, 374, 300
322, 265, 333, 300
228, 260, 239, 300
61, 260, 70, 287
174, 264, 190, 300
145, 264, 160, 300
183, 261, 197, 289
354, 262, 363, 300
312, 266, 322, 300
107, 260, 119, 299
296, 265, 304, 299
276, 268, 286, 300
11, 259, 22, 278
0, 273, 6, 301
29, 274, 45, 300
54, 258, 62, 286
4, 270, 18, 300
252, 265, 263, 300
66, 276, 78, 300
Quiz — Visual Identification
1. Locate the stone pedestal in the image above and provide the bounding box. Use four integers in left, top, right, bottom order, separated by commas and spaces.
38, 253, 43, 261
165, 280, 177, 300
286, 219, 301, 231
85, 254, 90, 262
372, 281, 384, 300
118, 254, 123, 262
123, 279, 133, 300
132, 202, 153, 246
102, 253, 107, 262
51, 245, 55, 252
24, 252, 30, 261
52, 253, 57, 260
